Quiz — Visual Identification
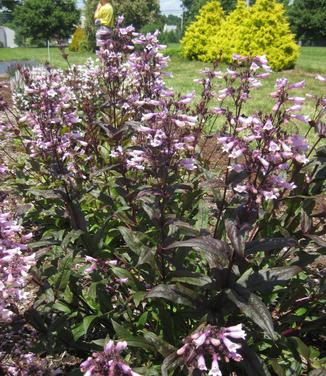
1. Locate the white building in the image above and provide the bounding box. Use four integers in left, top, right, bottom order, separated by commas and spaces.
163, 24, 177, 33
0, 26, 18, 48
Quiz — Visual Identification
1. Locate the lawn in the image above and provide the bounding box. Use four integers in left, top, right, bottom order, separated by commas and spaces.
1, 44, 325, 139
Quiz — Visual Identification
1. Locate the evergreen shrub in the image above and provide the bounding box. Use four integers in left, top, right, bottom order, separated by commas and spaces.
69, 26, 88, 52
181, 0, 225, 61
182, 0, 299, 70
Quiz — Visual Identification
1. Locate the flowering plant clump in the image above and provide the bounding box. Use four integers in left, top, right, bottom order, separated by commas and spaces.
0, 211, 34, 322
177, 324, 246, 375
0, 20, 325, 376
80, 340, 140, 376
6, 353, 50, 376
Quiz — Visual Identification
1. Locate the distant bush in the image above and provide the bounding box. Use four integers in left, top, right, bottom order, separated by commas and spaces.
139, 22, 163, 34
159, 30, 180, 44
69, 27, 88, 52
181, 0, 225, 61
206, 0, 251, 62
183, 0, 299, 70
215, 0, 299, 70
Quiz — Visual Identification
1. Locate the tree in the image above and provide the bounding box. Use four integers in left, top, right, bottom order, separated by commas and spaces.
13, 0, 80, 45
0, 0, 21, 23
182, 0, 235, 26
181, 0, 225, 61
209, 0, 298, 70
207, 0, 251, 61
83, 0, 161, 51
288, 0, 326, 45
111, 0, 160, 30
162, 14, 181, 27
83, 0, 97, 51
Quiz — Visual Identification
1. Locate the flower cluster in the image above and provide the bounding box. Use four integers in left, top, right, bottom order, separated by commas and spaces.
11, 67, 92, 180
196, 56, 311, 205
80, 340, 141, 376
0, 212, 35, 322
218, 118, 309, 203
83, 256, 129, 285
6, 353, 49, 376
177, 324, 246, 376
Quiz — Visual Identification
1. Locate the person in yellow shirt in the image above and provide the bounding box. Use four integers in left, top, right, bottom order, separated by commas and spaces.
94, 0, 114, 28
94, 0, 114, 49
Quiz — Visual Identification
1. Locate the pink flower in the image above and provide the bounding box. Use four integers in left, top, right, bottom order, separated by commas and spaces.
288, 80, 305, 89
224, 324, 246, 339
222, 336, 242, 353
177, 344, 188, 355
197, 354, 207, 371
316, 74, 326, 82
180, 158, 197, 171
288, 134, 309, 153
193, 333, 207, 348
208, 355, 222, 376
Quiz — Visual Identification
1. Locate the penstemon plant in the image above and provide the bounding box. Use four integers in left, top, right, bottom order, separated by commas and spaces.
0, 20, 325, 376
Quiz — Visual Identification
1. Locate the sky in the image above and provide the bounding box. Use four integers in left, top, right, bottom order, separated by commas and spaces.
76, 0, 183, 16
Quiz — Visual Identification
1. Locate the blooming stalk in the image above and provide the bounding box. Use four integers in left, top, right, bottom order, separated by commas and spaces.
0, 212, 35, 322
177, 324, 246, 375
80, 340, 141, 376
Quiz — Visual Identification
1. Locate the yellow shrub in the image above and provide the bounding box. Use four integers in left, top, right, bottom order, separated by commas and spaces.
207, 0, 251, 62
69, 27, 88, 52
181, 1, 225, 62
210, 0, 299, 70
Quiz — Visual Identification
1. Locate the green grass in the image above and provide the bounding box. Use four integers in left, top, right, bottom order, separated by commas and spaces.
1, 44, 325, 139
0, 47, 95, 69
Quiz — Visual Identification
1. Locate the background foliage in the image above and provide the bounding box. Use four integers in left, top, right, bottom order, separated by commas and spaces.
287, 0, 326, 46
182, 0, 299, 70
181, 0, 225, 61
13, 0, 80, 45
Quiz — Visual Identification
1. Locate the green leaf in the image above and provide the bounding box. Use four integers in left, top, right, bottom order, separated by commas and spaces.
111, 320, 154, 351
133, 291, 147, 307
226, 285, 276, 339
240, 345, 272, 376
306, 235, 326, 248
168, 220, 201, 237
111, 320, 133, 338
25, 309, 47, 333
245, 237, 297, 255
118, 226, 156, 266
165, 236, 231, 269
309, 369, 326, 376
195, 199, 209, 230
143, 330, 176, 357
287, 337, 310, 360
168, 270, 212, 287
300, 209, 312, 234
72, 315, 99, 341
28, 188, 63, 199
225, 218, 245, 257
28, 239, 59, 249
147, 284, 195, 307
61, 230, 84, 250
270, 359, 286, 376
161, 352, 183, 376
53, 302, 72, 314
237, 266, 302, 292
111, 267, 138, 290
118, 226, 148, 256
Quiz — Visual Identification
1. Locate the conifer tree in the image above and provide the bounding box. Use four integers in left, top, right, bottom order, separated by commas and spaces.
245, 0, 299, 70
210, 0, 298, 70
215, 0, 299, 70
207, 0, 250, 62
181, 1, 225, 61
